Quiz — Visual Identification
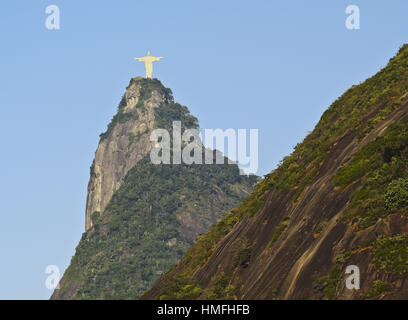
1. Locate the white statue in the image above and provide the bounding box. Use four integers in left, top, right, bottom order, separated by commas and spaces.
134, 51, 163, 79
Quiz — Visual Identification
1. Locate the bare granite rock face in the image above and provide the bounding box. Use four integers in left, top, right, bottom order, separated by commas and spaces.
85, 79, 169, 230
142, 45, 408, 300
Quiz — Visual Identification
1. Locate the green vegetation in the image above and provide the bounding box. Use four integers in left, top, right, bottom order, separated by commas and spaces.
362, 280, 392, 300
313, 265, 343, 300
127, 133, 136, 149
232, 246, 251, 269
206, 273, 235, 300
63, 154, 254, 299
335, 250, 352, 264
268, 218, 290, 248
117, 94, 127, 110
385, 178, 408, 213
158, 275, 203, 300
265, 45, 408, 203
314, 220, 328, 236
155, 102, 198, 132
100, 78, 173, 141
334, 121, 408, 228
90, 211, 100, 225
127, 131, 144, 149
90, 160, 96, 178
373, 234, 408, 275
130, 78, 172, 112
152, 180, 269, 299
127, 77, 173, 105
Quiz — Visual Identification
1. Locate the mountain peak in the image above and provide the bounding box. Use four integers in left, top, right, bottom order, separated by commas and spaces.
86, 78, 174, 230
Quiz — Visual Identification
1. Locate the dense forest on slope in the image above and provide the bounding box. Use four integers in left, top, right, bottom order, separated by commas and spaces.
59, 157, 255, 299
143, 45, 408, 300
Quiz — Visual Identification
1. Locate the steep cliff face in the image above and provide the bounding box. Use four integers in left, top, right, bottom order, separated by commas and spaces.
143, 45, 408, 300
52, 78, 257, 299
85, 77, 172, 230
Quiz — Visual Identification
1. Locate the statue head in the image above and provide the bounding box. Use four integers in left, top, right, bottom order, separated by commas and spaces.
147, 51, 151, 56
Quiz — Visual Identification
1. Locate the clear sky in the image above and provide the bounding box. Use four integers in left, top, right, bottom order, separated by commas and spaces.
0, 0, 407, 299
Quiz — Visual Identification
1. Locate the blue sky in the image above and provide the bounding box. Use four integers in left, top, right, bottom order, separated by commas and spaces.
0, 0, 407, 299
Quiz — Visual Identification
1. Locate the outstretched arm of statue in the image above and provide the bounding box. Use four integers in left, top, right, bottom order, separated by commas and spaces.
154, 57, 164, 61
134, 57, 145, 61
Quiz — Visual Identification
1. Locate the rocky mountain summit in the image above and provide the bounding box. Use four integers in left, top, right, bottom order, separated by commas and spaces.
85, 78, 172, 230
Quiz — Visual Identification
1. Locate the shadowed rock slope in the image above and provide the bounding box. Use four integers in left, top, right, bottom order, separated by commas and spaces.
52, 78, 257, 299
143, 45, 408, 300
